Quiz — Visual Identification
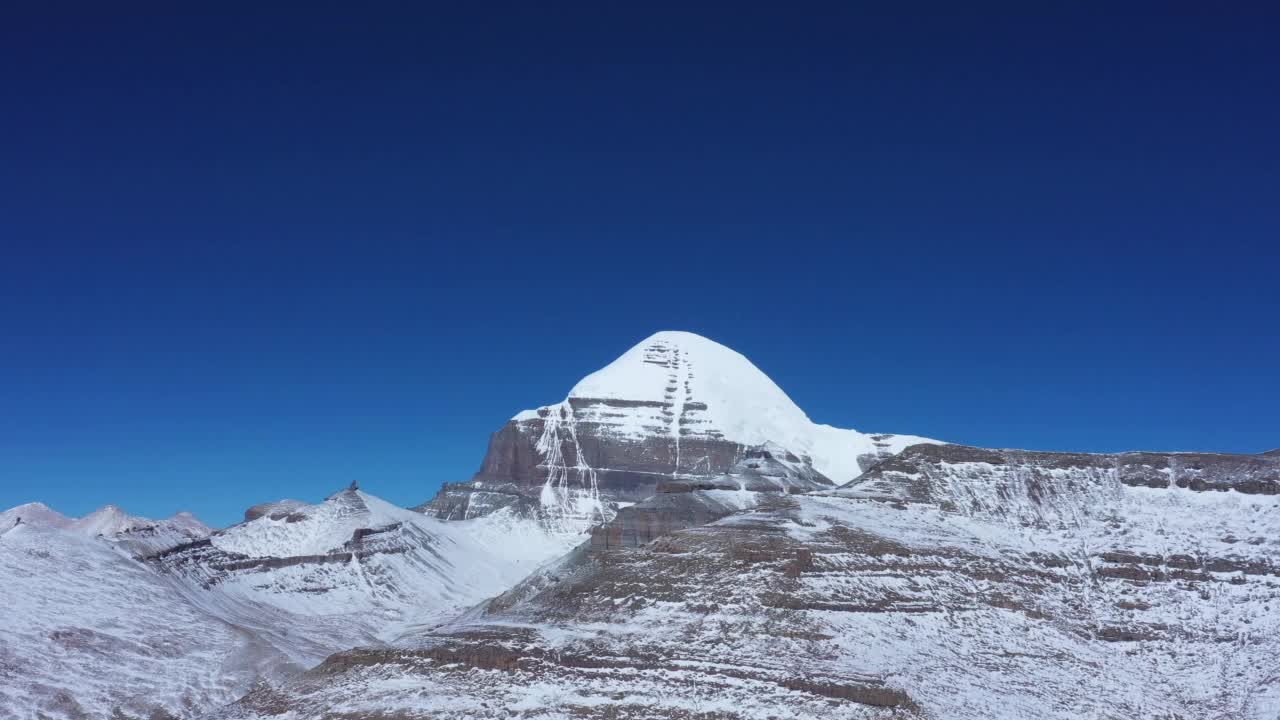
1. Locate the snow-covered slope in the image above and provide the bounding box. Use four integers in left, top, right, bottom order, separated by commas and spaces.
0, 488, 579, 718
0, 501, 71, 530
70, 504, 154, 536
586, 444, 833, 551
111, 512, 213, 557
65, 504, 214, 557
0, 523, 285, 720
154, 487, 583, 669
216, 445, 1280, 720
424, 331, 940, 530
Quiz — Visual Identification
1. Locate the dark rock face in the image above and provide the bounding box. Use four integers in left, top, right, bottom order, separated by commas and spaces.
471, 422, 548, 487
590, 447, 832, 550
588, 490, 740, 550
414, 480, 538, 521
477, 411, 750, 495
418, 410, 757, 525
421, 404, 858, 525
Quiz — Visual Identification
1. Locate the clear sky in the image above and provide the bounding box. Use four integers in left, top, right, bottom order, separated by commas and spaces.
3, 4, 1277, 527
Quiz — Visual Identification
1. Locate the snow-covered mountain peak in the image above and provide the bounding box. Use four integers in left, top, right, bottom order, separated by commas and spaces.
1, 501, 210, 551
55, 504, 214, 556
70, 504, 152, 537
167, 510, 212, 535
510, 330, 941, 484
568, 331, 794, 404
0, 501, 72, 530
212, 487, 415, 559
564, 330, 811, 437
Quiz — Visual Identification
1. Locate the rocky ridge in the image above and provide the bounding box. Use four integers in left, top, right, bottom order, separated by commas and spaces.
151, 487, 583, 669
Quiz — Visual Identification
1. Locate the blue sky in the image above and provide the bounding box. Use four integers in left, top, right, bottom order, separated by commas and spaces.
2, 4, 1278, 527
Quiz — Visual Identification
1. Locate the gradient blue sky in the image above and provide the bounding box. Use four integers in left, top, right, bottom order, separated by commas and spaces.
3, 4, 1277, 527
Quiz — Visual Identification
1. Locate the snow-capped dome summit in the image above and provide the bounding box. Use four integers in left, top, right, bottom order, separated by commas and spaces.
517, 330, 938, 484
427, 330, 941, 528
565, 330, 811, 438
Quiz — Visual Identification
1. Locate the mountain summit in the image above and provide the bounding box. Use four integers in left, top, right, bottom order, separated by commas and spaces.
421, 331, 938, 529
550, 330, 935, 481
7, 331, 1279, 720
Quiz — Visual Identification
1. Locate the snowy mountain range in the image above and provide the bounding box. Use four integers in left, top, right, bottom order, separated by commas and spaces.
2, 331, 1276, 719
0, 488, 580, 719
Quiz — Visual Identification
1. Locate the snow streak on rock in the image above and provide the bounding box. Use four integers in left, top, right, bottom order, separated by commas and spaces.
535, 401, 605, 535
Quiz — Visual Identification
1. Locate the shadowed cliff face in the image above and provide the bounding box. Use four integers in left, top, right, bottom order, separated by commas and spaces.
217, 444, 1280, 720
589, 446, 833, 550
423, 403, 762, 521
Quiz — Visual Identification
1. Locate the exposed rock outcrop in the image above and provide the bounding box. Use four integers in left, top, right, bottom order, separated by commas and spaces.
590, 445, 831, 550
837, 443, 1280, 513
